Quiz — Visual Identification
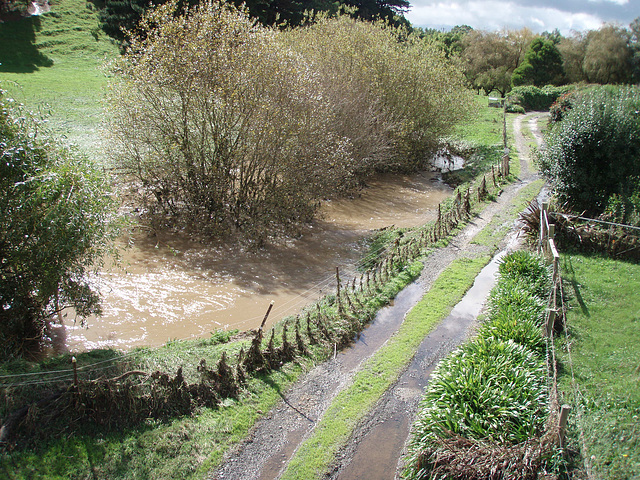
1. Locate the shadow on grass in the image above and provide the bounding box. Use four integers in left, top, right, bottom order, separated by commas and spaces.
0, 15, 54, 73
562, 255, 590, 317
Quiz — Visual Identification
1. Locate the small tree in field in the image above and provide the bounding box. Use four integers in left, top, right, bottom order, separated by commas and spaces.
0, 92, 121, 359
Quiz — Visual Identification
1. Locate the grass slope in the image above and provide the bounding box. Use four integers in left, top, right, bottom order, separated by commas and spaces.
0, 0, 118, 159
559, 253, 640, 479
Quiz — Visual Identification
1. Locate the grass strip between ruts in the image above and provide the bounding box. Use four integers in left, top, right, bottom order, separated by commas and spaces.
280, 180, 545, 480
280, 255, 490, 480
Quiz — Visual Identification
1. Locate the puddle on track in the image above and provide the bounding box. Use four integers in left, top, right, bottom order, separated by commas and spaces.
63, 171, 452, 351
335, 249, 508, 480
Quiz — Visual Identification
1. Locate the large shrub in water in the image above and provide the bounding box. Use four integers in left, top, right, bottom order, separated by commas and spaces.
284, 14, 473, 171
537, 86, 640, 218
0, 93, 120, 359
107, 2, 473, 241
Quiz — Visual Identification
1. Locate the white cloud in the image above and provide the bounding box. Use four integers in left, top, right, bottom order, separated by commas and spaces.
587, 0, 629, 4
406, 1, 607, 34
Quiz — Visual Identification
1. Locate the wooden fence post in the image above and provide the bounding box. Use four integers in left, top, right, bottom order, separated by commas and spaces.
336, 266, 343, 314
540, 201, 549, 253
558, 405, 572, 449
545, 308, 557, 337
72, 356, 78, 391
259, 300, 274, 331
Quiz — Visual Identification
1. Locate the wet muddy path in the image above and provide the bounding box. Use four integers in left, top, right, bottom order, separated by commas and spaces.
211, 112, 547, 480
63, 171, 452, 351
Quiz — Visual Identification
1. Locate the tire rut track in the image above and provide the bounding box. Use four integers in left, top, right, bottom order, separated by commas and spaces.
210, 112, 546, 480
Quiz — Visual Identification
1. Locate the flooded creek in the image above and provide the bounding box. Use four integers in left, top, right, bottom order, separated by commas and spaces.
63, 171, 453, 351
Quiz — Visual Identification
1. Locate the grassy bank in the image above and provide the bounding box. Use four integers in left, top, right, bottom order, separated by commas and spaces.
0, 0, 118, 159
559, 253, 640, 479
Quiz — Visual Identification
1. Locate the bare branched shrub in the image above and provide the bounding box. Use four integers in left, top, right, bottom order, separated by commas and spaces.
107, 2, 473, 241
284, 15, 474, 174
107, 1, 354, 241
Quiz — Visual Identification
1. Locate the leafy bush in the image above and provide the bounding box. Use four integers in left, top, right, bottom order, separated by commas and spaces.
548, 91, 574, 123
505, 103, 525, 114
508, 84, 573, 111
537, 85, 640, 218
108, 2, 352, 242
405, 338, 548, 478
498, 250, 552, 299
477, 316, 546, 357
0, 92, 121, 359
405, 249, 554, 479
485, 279, 547, 326
284, 15, 474, 172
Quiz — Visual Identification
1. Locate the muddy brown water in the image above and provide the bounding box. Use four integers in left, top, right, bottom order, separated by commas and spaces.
62, 171, 453, 351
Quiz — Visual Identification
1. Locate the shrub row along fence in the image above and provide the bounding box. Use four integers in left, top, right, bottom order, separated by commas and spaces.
540, 202, 572, 452
550, 210, 640, 261
402, 205, 573, 480
0, 157, 512, 448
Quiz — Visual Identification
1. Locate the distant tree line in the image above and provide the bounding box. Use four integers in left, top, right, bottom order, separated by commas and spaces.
99, 0, 410, 43
416, 17, 640, 96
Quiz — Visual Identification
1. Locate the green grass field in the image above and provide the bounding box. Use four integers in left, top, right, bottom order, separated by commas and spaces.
0, 0, 118, 161
559, 253, 640, 479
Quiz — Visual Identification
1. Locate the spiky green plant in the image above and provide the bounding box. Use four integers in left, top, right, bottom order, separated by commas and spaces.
497, 250, 552, 299
477, 316, 546, 357
405, 338, 548, 479
485, 278, 547, 326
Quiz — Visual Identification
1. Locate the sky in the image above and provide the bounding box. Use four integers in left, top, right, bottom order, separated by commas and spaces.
405, 0, 639, 34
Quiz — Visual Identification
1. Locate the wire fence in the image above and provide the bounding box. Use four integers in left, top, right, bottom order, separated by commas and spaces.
540, 202, 590, 473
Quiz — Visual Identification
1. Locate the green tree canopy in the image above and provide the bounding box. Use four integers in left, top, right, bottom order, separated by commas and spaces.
0, 92, 121, 359
583, 24, 633, 84
511, 37, 563, 87
460, 28, 533, 96
100, 0, 409, 43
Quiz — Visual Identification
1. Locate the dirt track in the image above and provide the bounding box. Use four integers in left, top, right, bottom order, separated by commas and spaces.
210, 112, 547, 480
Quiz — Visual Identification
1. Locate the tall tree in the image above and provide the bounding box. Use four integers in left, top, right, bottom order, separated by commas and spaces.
460, 28, 532, 96
511, 37, 564, 87
629, 17, 640, 83
415, 24, 472, 58
558, 32, 588, 83
583, 24, 632, 84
